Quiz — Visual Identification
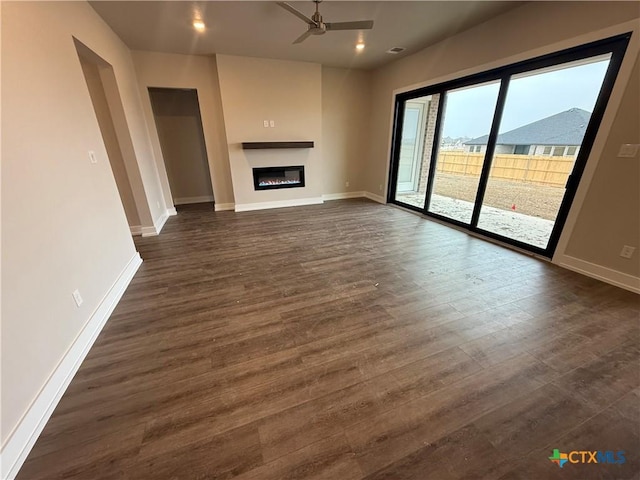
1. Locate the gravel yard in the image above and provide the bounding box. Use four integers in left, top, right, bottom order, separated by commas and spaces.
396, 173, 565, 220
396, 173, 564, 248
430, 195, 553, 248
432, 173, 565, 220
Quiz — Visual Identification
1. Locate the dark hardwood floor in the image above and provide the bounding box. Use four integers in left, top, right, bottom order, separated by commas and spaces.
18, 199, 639, 479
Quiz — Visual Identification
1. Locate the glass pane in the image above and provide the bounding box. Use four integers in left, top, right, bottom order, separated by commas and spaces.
394, 94, 439, 208
477, 55, 611, 249
428, 81, 500, 223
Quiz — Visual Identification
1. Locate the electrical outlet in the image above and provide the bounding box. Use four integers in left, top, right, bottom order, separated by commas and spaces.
269, 120, 275, 128
620, 245, 636, 259
88, 151, 97, 164
263, 120, 269, 128
72, 289, 83, 307
379, 184, 383, 191
345, 181, 350, 187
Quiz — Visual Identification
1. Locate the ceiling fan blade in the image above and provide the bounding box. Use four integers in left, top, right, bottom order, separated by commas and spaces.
277, 2, 315, 25
325, 20, 374, 31
293, 30, 313, 44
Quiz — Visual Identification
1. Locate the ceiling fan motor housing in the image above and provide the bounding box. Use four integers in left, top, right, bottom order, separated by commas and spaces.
309, 24, 326, 34
310, 11, 326, 33
277, 1, 374, 44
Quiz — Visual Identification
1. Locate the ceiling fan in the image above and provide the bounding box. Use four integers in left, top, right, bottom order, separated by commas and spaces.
277, 0, 374, 44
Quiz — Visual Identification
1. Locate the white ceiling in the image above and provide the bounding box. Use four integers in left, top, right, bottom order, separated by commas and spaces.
89, 1, 525, 70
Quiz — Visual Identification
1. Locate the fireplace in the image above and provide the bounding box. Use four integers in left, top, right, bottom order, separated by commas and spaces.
252, 166, 305, 191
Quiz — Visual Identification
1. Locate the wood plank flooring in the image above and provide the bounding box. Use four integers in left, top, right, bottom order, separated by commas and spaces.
18, 199, 640, 479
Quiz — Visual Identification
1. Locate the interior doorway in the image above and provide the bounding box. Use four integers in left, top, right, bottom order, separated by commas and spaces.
148, 88, 214, 208
75, 39, 152, 236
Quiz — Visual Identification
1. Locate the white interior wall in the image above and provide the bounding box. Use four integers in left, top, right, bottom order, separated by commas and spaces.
216, 55, 323, 210
131, 51, 235, 209
79, 56, 142, 227
321, 67, 372, 195
96, 63, 156, 228
1, 0, 166, 459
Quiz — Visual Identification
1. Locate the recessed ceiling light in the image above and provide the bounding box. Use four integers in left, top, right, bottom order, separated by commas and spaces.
356, 43, 365, 51
193, 19, 206, 32
386, 47, 405, 54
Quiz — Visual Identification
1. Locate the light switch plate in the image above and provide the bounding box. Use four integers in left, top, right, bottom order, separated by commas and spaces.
269, 120, 275, 127
617, 144, 639, 158
263, 120, 269, 128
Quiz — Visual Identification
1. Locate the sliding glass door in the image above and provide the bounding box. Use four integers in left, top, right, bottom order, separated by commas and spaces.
388, 34, 629, 256
476, 56, 611, 249
427, 81, 500, 224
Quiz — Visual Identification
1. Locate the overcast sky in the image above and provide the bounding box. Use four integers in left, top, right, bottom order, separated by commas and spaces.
439, 59, 611, 139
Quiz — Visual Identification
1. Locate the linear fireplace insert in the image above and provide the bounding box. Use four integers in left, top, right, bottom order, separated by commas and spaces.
252, 166, 305, 191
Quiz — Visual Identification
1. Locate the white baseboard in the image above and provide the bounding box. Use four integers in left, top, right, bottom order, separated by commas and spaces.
364, 191, 386, 204
173, 196, 214, 206
129, 225, 142, 236
0, 252, 143, 480
557, 255, 640, 294
142, 209, 171, 237
154, 210, 169, 234
233, 193, 385, 212
167, 207, 177, 216
235, 197, 324, 212
214, 203, 235, 212
140, 225, 157, 237
322, 192, 365, 201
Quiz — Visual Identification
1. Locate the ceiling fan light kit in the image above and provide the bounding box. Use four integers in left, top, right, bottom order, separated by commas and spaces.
277, 0, 374, 44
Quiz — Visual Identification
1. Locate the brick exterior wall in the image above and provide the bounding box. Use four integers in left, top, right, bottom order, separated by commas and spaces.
417, 94, 441, 195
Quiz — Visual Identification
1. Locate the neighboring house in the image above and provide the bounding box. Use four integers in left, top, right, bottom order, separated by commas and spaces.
464, 107, 591, 156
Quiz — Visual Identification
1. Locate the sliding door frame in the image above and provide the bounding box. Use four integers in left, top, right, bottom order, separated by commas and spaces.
388, 32, 631, 257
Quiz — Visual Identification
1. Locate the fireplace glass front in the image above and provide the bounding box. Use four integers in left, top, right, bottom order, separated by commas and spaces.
252, 166, 305, 191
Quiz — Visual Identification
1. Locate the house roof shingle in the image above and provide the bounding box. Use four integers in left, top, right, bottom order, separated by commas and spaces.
465, 108, 591, 146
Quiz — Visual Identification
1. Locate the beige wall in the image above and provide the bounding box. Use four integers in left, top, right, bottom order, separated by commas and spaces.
1, 1, 164, 446
321, 67, 371, 194
96, 61, 156, 228
565, 55, 640, 276
2, 0, 637, 457
79, 57, 142, 226
368, 1, 640, 277
149, 89, 214, 204
131, 51, 234, 207
216, 55, 323, 207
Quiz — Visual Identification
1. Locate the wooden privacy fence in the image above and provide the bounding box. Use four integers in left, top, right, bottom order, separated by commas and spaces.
435, 151, 575, 187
